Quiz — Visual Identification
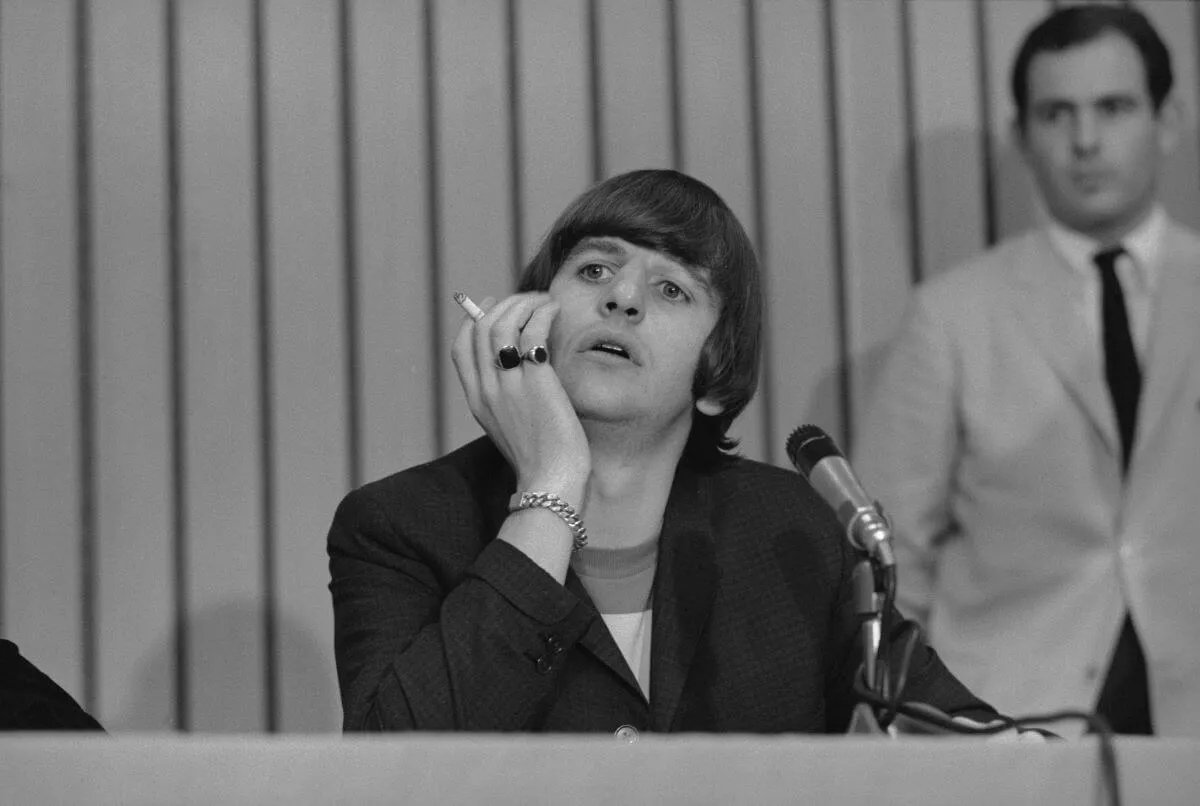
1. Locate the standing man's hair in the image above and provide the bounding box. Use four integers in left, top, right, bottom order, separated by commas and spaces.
1010, 5, 1173, 129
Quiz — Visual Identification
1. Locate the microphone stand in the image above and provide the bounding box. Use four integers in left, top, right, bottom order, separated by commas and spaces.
845, 504, 899, 736
852, 556, 886, 700
845, 554, 891, 736
849, 530, 960, 737
847, 501, 894, 699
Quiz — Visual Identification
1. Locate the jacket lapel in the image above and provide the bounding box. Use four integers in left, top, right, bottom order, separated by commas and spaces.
480, 437, 721, 719
1008, 231, 1119, 457
1134, 222, 1200, 465
479, 442, 642, 695
563, 571, 644, 697
648, 463, 718, 731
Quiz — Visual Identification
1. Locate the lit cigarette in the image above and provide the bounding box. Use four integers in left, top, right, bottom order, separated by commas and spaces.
453, 291, 485, 321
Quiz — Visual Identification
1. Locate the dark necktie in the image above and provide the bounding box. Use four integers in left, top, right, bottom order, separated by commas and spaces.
1091, 245, 1153, 735
1094, 246, 1141, 473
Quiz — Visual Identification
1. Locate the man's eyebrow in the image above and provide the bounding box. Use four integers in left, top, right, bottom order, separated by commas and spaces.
566, 236, 628, 260
1032, 98, 1075, 110
1093, 91, 1139, 104
1033, 90, 1140, 110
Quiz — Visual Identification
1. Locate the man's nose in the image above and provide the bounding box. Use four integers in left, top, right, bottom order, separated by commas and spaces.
601, 270, 645, 321
1071, 111, 1100, 156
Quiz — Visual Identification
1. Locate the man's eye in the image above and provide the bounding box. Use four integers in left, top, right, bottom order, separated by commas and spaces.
1037, 107, 1066, 124
579, 263, 608, 280
661, 282, 687, 301
1099, 98, 1135, 116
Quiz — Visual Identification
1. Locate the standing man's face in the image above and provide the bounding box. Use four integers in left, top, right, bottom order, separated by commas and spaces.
1017, 33, 1177, 242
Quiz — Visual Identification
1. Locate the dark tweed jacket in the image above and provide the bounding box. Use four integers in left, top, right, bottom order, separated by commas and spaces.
328, 437, 995, 733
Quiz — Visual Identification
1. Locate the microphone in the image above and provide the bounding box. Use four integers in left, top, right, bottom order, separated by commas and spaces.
785, 424, 895, 567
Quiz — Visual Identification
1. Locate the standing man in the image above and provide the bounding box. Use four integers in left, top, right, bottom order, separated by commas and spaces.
855, 4, 1200, 737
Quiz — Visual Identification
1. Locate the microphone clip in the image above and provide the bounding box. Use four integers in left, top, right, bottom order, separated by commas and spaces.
843, 503, 895, 567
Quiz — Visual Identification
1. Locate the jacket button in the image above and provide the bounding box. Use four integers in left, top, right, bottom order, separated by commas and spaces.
546, 634, 563, 655
535, 656, 552, 674
613, 724, 640, 743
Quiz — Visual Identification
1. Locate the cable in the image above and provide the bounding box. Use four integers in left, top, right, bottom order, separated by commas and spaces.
879, 622, 921, 729
852, 665, 1122, 806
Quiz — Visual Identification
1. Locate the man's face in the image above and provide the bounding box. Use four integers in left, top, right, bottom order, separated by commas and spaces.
1017, 33, 1176, 241
546, 236, 722, 431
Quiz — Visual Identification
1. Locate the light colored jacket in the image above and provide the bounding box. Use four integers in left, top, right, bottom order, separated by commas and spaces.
854, 222, 1200, 738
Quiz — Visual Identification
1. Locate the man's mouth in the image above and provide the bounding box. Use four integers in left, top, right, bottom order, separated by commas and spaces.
589, 341, 631, 360
581, 333, 639, 364
1071, 169, 1112, 188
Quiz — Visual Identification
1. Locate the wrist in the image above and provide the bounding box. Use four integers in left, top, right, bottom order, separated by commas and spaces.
516, 474, 587, 511
508, 490, 588, 552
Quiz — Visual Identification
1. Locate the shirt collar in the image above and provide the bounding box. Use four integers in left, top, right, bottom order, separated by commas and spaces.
1045, 205, 1166, 292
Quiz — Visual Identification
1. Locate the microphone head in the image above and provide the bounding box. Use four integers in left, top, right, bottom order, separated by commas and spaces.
785, 424, 845, 477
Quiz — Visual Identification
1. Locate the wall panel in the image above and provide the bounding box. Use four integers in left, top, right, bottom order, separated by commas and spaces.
261, 0, 347, 732
909, 0, 987, 279
595, 0, 673, 176
756, 0, 843, 457
351, 0, 437, 487
90, 0, 175, 730
177, 0, 267, 733
829, 0, 912, 442
1138, 0, 1200, 231
0, 0, 86, 706
515, 0, 593, 259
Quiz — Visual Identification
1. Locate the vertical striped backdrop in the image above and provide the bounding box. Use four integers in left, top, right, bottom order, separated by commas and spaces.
2, 0, 1197, 732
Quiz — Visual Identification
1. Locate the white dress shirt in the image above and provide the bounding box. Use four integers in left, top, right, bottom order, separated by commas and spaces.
1045, 206, 1166, 362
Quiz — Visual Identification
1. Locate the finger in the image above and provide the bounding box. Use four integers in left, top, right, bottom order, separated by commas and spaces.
472, 295, 527, 393
518, 299, 559, 368
490, 294, 545, 351
452, 315, 482, 408
489, 296, 546, 379
454, 295, 501, 416
453, 294, 500, 381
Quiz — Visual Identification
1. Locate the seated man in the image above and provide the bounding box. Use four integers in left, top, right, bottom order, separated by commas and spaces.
327, 169, 1000, 734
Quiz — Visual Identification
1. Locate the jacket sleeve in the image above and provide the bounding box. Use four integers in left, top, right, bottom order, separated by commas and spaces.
0, 640, 105, 732
853, 289, 961, 629
327, 486, 596, 731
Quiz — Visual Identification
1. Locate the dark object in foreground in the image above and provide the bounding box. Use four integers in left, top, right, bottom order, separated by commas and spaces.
0, 639, 104, 732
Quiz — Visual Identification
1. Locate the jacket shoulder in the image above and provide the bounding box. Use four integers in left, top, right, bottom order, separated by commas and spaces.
360, 437, 503, 497
1164, 218, 1200, 254
331, 437, 511, 550
706, 455, 844, 541
914, 230, 1047, 305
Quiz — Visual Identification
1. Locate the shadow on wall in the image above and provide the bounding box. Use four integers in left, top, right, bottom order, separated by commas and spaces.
1160, 119, 1200, 232
815, 123, 1039, 447
112, 600, 338, 733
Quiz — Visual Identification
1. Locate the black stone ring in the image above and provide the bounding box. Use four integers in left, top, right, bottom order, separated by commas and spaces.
495, 345, 522, 370
522, 345, 549, 365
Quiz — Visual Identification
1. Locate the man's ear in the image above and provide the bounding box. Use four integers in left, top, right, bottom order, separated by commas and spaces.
695, 397, 723, 417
